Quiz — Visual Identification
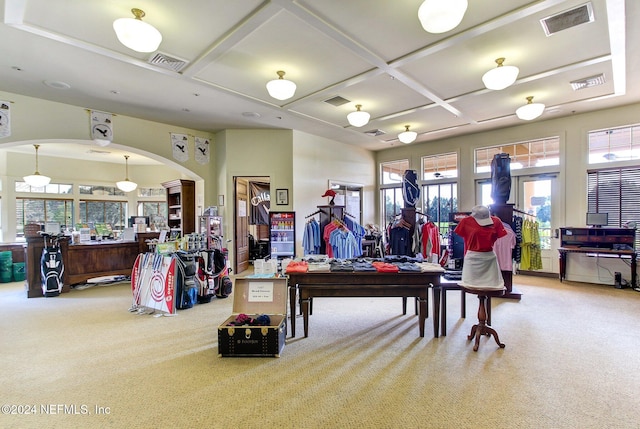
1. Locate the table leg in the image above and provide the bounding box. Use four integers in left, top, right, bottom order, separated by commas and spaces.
432, 285, 440, 338
440, 286, 447, 336
559, 251, 566, 282
301, 297, 310, 338
417, 296, 427, 337
289, 285, 296, 338
632, 253, 637, 287
402, 297, 407, 315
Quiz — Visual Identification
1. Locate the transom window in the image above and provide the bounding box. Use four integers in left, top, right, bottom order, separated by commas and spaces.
15, 181, 73, 194
588, 124, 640, 164
422, 152, 458, 180
381, 159, 409, 185
475, 137, 560, 173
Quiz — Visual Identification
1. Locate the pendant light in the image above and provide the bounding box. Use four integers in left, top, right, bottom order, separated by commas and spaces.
347, 104, 370, 127
116, 155, 138, 192
418, 0, 468, 34
113, 8, 162, 53
398, 125, 418, 144
23, 144, 51, 188
482, 58, 519, 90
266, 71, 297, 101
516, 96, 545, 120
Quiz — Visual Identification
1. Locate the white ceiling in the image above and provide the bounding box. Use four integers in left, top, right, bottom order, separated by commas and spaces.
0, 0, 638, 163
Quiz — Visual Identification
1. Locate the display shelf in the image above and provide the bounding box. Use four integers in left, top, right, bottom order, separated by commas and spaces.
162, 179, 195, 239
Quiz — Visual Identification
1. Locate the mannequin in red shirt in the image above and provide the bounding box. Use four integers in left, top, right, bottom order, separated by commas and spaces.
454, 205, 507, 290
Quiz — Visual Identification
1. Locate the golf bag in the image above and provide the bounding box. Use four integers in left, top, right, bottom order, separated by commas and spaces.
491, 153, 512, 204
174, 251, 198, 309
40, 233, 64, 297
196, 248, 232, 302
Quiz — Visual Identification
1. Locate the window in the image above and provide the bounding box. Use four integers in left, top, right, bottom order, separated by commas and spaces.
475, 137, 560, 172
381, 159, 409, 184
16, 198, 74, 237
78, 200, 127, 230
15, 181, 73, 194
587, 168, 640, 248
422, 183, 458, 236
138, 187, 166, 197
588, 124, 640, 164
139, 202, 168, 221
422, 153, 458, 180
381, 188, 405, 226
79, 184, 127, 197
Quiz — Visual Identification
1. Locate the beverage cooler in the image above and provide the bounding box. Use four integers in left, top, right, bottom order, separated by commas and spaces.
269, 212, 295, 259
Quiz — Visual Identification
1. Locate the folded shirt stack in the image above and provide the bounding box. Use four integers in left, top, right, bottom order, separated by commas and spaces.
285, 260, 309, 273
371, 261, 399, 273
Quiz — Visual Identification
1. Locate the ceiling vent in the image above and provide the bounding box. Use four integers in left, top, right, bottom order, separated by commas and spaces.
540, 2, 594, 36
364, 129, 385, 137
148, 52, 189, 72
324, 95, 351, 107
570, 73, 606, 90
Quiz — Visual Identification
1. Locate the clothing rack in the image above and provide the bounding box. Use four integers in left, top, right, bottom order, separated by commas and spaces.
513, 207, 537, 218
305, 208, 326, 219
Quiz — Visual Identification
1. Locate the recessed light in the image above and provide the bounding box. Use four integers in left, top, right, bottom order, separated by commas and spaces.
43, 80, 71, 90
242, 112, 261, 118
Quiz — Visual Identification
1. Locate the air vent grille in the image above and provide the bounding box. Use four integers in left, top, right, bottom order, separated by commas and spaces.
324, 96, 351, 107
570, 73, 606, 90
364, 129, 385, 137
148, 52, 189, 72
540, 2, 594, 36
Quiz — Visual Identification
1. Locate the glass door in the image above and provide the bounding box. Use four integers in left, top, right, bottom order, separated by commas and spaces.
517, 175, 559, 273
478, 174, 559, 273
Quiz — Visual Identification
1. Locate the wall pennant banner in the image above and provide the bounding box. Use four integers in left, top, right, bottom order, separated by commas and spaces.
195, 136, 210, 165
0, 101, 11, 138
171, 133, 189, 162
90, 110, 113, 144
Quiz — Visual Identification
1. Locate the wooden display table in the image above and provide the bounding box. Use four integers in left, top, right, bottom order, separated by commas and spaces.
287, 271, 442, 339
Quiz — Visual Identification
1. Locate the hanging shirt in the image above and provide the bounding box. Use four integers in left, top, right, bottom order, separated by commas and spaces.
494, 222, 516, 270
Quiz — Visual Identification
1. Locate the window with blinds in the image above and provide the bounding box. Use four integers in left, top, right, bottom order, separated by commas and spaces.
587, 167, 640, 248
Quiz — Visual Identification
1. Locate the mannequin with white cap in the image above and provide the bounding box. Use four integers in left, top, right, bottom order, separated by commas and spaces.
454, 205, 508, 351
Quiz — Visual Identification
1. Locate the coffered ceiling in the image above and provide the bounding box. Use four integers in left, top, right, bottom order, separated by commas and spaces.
0, 0, 638, 157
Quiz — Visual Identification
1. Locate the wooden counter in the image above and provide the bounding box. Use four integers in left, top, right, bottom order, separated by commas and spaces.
25, 232, 159, 298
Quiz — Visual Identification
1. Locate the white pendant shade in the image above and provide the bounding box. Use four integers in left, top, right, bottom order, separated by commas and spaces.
398, 125, 417, 144
116, 180, 138, 192
516, 96, 545, 120
418, 0, 468, 33
116, 155, 138, 192
113, 8, 162, 53
23, 173, 51, 188
347, 104, 370, 127
266, 71, 297, 100
23, 144, 51, 187
482, 58, 519, 90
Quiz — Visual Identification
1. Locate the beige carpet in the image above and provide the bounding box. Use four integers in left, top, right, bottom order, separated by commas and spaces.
1, 274, 640, 429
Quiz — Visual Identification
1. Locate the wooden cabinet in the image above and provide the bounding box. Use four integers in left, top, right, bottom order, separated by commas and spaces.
558, 227, 637, 287
162, 179, 195, 238
559, 227, 635, 249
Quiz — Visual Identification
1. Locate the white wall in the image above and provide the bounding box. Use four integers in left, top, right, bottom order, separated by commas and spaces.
292, 131, 376, 257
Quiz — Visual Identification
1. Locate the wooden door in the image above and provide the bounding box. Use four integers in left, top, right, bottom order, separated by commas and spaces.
235, 178, 250, 274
